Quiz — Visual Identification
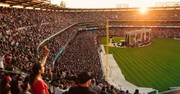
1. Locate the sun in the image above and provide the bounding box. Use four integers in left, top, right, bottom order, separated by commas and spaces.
139, 7, 148, 14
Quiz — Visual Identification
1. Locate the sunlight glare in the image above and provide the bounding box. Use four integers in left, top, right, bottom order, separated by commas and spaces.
139, 7, 148, 14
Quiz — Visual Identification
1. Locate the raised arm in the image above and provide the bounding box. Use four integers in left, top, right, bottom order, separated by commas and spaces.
40, 46, 50, 66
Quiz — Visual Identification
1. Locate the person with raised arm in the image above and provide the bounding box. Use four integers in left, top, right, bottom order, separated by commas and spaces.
29, 46, 50, 94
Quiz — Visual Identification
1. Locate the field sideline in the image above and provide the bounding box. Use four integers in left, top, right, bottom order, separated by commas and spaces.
101, 38, 180, 92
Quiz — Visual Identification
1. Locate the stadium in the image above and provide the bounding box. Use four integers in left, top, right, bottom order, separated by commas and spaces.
0, 0, 180, 94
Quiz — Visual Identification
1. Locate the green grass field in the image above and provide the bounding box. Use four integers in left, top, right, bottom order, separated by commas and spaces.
101, 37, 180, 92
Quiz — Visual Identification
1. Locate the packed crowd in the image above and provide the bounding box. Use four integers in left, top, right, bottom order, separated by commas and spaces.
0, 7, 180, 94
56, 31, 103, 81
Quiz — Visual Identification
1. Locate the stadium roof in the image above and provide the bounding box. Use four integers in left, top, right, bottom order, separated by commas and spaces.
0, 0, 63, 10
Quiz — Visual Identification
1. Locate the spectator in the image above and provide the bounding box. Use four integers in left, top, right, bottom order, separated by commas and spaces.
10, 79, 22, 94
134, 89, 139, 94
100, 86, 108, 94
0, 76, 11, 90
29, 46, 50, 94
68, 71, 97, 94
20, 82, 31, 94
54, 84, 68, 94
0, 85, 11, 94
125, 90, 129, 94
109, 85, 117, 94
0, 53, 4, 70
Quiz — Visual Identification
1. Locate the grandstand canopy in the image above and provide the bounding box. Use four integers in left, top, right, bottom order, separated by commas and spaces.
0, 0, 63, 10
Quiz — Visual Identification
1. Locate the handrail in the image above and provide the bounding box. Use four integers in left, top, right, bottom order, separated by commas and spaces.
36, 23, 78, 52
0, 70, 21, 74
52, 31, 78, 68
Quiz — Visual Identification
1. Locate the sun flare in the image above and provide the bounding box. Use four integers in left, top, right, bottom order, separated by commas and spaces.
139, 7, 148, 14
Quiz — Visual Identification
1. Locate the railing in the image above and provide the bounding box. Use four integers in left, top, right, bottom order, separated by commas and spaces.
36, 22, 78, 52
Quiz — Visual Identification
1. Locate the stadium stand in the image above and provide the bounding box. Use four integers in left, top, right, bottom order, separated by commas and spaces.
0, 0, 180, 93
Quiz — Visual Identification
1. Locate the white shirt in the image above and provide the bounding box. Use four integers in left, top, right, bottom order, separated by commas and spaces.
54, 87, 69, 94
0, 55, 4, 69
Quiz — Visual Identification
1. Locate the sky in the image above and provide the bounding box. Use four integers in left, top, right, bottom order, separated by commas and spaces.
51, 0, 180, 8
